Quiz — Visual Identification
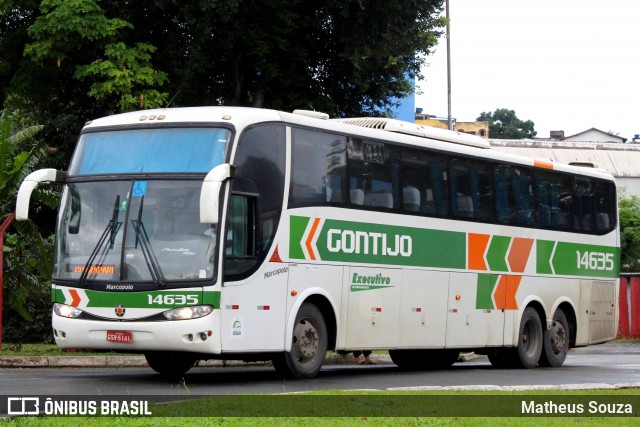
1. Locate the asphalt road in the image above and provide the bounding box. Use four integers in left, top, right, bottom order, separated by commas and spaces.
0, 342, 639, 397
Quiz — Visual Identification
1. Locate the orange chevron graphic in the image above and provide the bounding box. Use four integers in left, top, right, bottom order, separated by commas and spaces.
507, 238, 534, 273
468, 233, 490, 271
305, 218, 321, 261
69, 289, 81, 307
494, 275, 521, 310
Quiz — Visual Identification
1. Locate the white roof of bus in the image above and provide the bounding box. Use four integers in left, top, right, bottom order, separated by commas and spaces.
82, 106, 614, 182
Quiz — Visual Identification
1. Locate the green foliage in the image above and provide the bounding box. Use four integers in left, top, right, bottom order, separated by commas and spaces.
24, 0, 132, 65
619, 190, 640, 272
477, 108, 537, 139
75, 42, 168, 111
1, 109, 57, 343
0, 109, 45, 214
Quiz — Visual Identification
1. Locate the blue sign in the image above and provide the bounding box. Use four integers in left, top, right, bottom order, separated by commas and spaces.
132, 181, 147, 197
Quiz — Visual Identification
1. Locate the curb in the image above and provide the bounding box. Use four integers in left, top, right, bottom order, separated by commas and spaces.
0, 352, 484, 368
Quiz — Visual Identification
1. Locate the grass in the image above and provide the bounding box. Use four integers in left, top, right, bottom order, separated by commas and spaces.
0, 344, 139, 357
2, 390, 639, 426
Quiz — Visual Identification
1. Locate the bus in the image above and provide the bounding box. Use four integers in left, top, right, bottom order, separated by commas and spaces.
16, 107, 619, 378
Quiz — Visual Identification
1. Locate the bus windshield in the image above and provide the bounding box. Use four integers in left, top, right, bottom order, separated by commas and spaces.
68, 127, 230, 175
55, 180, 217, 284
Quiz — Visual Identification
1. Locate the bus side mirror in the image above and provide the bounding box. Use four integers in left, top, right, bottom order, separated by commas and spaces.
16, 168, 66, 221
200, 164, 234, 224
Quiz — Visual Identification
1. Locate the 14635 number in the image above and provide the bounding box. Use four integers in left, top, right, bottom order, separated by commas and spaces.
147, 294, 198, 305
576, 251, 614, 271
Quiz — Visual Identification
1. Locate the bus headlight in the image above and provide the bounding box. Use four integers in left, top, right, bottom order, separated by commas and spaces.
53, 303, 83, 318
162, 305, 213, 321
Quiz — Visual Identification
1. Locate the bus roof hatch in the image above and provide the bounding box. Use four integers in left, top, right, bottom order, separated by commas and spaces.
335, 117, 491, 149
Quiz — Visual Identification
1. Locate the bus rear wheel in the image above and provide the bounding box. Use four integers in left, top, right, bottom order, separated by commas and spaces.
514, 307, 543, 368
539, 309, 569, 367
272, 303, 328, 379
489, 307, 543, 369
389, 349, 459, 370
145, 352, 196, 377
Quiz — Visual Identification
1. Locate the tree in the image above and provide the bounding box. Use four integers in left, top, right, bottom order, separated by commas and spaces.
2, 0, 446, 170
477, 108, 537, 139
619, 191, 640, 273
1, 109, 57, 343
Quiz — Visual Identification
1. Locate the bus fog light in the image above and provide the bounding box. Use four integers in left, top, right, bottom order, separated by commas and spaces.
54, 303, 83, 319
199, 332, 207, 341
162, 305, 213, 320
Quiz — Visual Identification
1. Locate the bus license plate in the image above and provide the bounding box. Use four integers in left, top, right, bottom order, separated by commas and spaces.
106, 330, 133, 343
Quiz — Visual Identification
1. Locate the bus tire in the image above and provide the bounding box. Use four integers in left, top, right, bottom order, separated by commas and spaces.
514, 307, 543, 368
539, 309, 569, 367
389, 349, 459, 370
144, 352, 196, 377
272, 303, 327, 379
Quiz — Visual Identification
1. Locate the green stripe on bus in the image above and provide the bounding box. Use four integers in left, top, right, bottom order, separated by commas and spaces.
289, 215, 311, 260
536, 240, 620, 278
53, 288, 221, 309
486, 235, 511, 272
476, 274, 499, 310
314, 219, 466, 268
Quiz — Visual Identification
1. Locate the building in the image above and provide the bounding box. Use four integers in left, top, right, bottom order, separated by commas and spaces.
415, 112, 490, 138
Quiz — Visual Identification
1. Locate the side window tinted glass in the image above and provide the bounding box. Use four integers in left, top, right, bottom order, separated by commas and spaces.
494, 165, 535, 226
573, 178, 595, 232
450, 158, 492, 221
535, 171, 571, 230
289, 129, 347, 207
348, 139, 400, 210
400, 147, 449, 216
594, 181, 616, 233
227, 124, 285, 279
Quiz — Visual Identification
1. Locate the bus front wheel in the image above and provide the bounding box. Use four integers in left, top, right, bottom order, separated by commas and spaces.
145, 352, 196, 377
539, 309, 569, 367
272, 303, 328, 379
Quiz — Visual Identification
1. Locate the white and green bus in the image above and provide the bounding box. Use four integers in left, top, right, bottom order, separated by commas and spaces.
16, 107, 619, 378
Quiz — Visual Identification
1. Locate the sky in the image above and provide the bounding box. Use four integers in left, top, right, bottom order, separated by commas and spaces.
415, 0, 640, 140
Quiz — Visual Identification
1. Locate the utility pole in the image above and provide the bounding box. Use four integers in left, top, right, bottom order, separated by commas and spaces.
446, 0, 453, 130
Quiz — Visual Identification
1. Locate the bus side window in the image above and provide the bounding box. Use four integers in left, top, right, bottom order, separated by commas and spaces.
495, 165, 534, 226
227, 124, 285, 280
535, 171, 571, 230
451, 158, 492, 221
349, 139, 399, 211
224, 194, 257, 276
289, 129, 347, 207
594, 181, 615, 232
573, 178, 594, 232
400, 147, 449, 217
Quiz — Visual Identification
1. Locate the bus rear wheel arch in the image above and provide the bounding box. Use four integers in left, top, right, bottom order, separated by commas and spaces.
272, 302, 328, 379
489, 305, 544, 369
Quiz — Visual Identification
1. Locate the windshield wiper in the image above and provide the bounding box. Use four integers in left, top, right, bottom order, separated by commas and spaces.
131, 196, 166, 287
79, 196, 122, 286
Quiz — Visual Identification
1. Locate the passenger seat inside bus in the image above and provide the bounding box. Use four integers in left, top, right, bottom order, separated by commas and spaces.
364, 191, 393, 209
350, 189, 365, 205
403, 186, 420, 212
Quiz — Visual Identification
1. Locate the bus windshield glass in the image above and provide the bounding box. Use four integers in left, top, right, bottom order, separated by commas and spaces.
55, 180, 217, 284
68, 127, 230, 175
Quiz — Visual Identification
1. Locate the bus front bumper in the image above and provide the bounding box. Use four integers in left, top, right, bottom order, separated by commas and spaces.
52, 310, 221, 354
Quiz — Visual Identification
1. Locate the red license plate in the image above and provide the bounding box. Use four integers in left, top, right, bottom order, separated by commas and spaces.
106, 330, 133, 343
